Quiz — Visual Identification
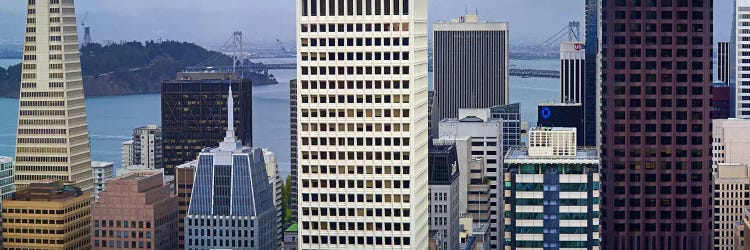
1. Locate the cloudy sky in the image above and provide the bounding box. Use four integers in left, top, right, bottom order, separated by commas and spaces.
0, 0, 734, 49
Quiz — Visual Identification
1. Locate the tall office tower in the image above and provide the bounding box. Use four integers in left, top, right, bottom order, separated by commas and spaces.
0, 156, 15, 199
175, 160, 197, 250
185, 89, 276, 249
92, 172, 178, 249
601, 1, 713, 249
738, 1, 750, 118
438, 109, 502, 248
2, 180, 91, 249
297, 0, 429, 248
713, 164, 750, 250
433, 15, 509, 125
537, 103, 584, 146
504, 127, 600, 249
490, 103, 522, 152
428, 144, 460, 250
15, 0, 93, 192
162, 72, 252, 175
719, 42, 730, 84
91, 161, 113, 202
583, 0, 600, 147
123, 125, 163, 169
289, 79, 299, 223
263, 149, 284, 248
560, 42, 585, 104
712, 119, 750, 172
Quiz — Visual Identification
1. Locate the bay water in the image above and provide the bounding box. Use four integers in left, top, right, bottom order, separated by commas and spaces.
0, 58, 559, 177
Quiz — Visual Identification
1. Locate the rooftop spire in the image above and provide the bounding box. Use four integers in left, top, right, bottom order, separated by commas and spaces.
219, 85, 241, 151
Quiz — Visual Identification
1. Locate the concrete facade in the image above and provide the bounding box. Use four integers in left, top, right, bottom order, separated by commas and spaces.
15, 0, 93, 192
713, 164, 750, 250
712, 119, 750, 172
559, 42, 585, 104
92, 172, 178, 249
2, 180, 91, 249
91, 161, 114, 202
263, 148, 284, 248
297, 0, 430, 248
175, 160, 196, 250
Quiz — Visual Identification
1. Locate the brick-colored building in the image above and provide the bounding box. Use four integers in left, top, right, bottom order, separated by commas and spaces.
2, 180, 91, 249
92, 172, 178, 249
175, 160, 196, 249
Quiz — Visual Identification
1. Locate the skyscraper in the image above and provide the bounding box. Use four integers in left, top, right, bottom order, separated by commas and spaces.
489, 103, 522, 153
719, 41, 730, 84
185, 88, 277, 249
296, 0, 430, 248
601, 1, 713, 249
433, 15, 509, 126
161, 72, 252, 175
560, 42, 585, 104
175, 160, 196, 250
15, 0, 93, 192
737, 1, 750, 118
583, 0, 600, 147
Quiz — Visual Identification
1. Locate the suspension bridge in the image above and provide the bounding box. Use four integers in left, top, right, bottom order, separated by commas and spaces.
190, 22, 580, 79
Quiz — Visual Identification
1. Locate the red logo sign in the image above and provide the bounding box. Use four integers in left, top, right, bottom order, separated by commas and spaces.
574, 43, 584, 50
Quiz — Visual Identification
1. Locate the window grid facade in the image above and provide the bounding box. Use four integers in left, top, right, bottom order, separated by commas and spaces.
601, 0, 713, 249
15, 0, 93, 192
737, 1, 750, 118
297, 0, 429, 248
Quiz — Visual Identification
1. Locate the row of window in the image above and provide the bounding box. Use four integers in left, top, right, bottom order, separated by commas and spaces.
302, 205, 410, 218
302, 192, 410, 203
301, 150, 410, 161
94, 240, 152, 249
19, 109, 66, 116
302, 235, 410, 246
15, 166, 69, 172
186, 238, 253, 249
302, 137, 410, 146
608, 135, 704, 146
303, 221, 410, 232
302, 123, 410, 134
608, 222, 702, 232
20, 91, 65, 98
303, 94, 410, 104
609, 23, 705, 33
301, 164, 409, 175
606, 161, 705, 171
300, 80, 410, 90
302, 37, 409, 47
300, 0, 410, 17
301, 179, 410, 189
301, 108, 410, 118
18, 128, 67, 135
302, 22, 409, 33
93, 230, 151, 238
611, 185, 704, 195
20, 100, 65, 107
94, 220, 152, 229
301, 66, 411, 76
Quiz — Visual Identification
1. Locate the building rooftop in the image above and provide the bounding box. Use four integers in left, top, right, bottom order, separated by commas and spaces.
0, 156, 11, 164
505, 147, 599, 163
12, 180, 84, 202
286, 223, 299, 233
92, 161, 114, 168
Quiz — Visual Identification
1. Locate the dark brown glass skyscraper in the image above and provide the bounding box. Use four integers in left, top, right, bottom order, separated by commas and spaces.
161, 72, 252, 175
601, 1, 712, 249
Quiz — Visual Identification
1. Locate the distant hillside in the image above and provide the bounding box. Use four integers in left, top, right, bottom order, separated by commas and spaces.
0, 41, 274, 98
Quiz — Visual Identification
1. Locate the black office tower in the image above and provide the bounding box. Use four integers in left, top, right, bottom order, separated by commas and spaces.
161, 72, 252, 175
583, 0, 599, 147
537, 103, 584, 146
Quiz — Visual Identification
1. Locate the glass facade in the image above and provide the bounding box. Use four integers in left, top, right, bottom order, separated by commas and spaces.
490, 103, 522, 152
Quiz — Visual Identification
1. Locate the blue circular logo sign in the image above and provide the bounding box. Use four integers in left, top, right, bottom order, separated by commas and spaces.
541, 107, 552, 119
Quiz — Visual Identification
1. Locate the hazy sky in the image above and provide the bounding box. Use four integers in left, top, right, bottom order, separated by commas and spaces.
0, 0, 734, 50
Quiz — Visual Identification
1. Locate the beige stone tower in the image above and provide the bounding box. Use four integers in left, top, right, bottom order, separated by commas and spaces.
15, 0, 92, 192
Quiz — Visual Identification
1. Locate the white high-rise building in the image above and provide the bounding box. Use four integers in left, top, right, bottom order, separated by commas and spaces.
15, 0, 93, 192
296, 0, 429, 248
263, 148, 284, 249
91, 161, 114, 202
737, 0, 750, 118
121, 125, 162, 169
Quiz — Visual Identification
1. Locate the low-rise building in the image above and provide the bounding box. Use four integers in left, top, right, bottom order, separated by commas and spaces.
2, 180, 91, 249
91, 161, 114, 202
284, 224, 298, 250
92, 172, 178, 249
0, 156, 15, 199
